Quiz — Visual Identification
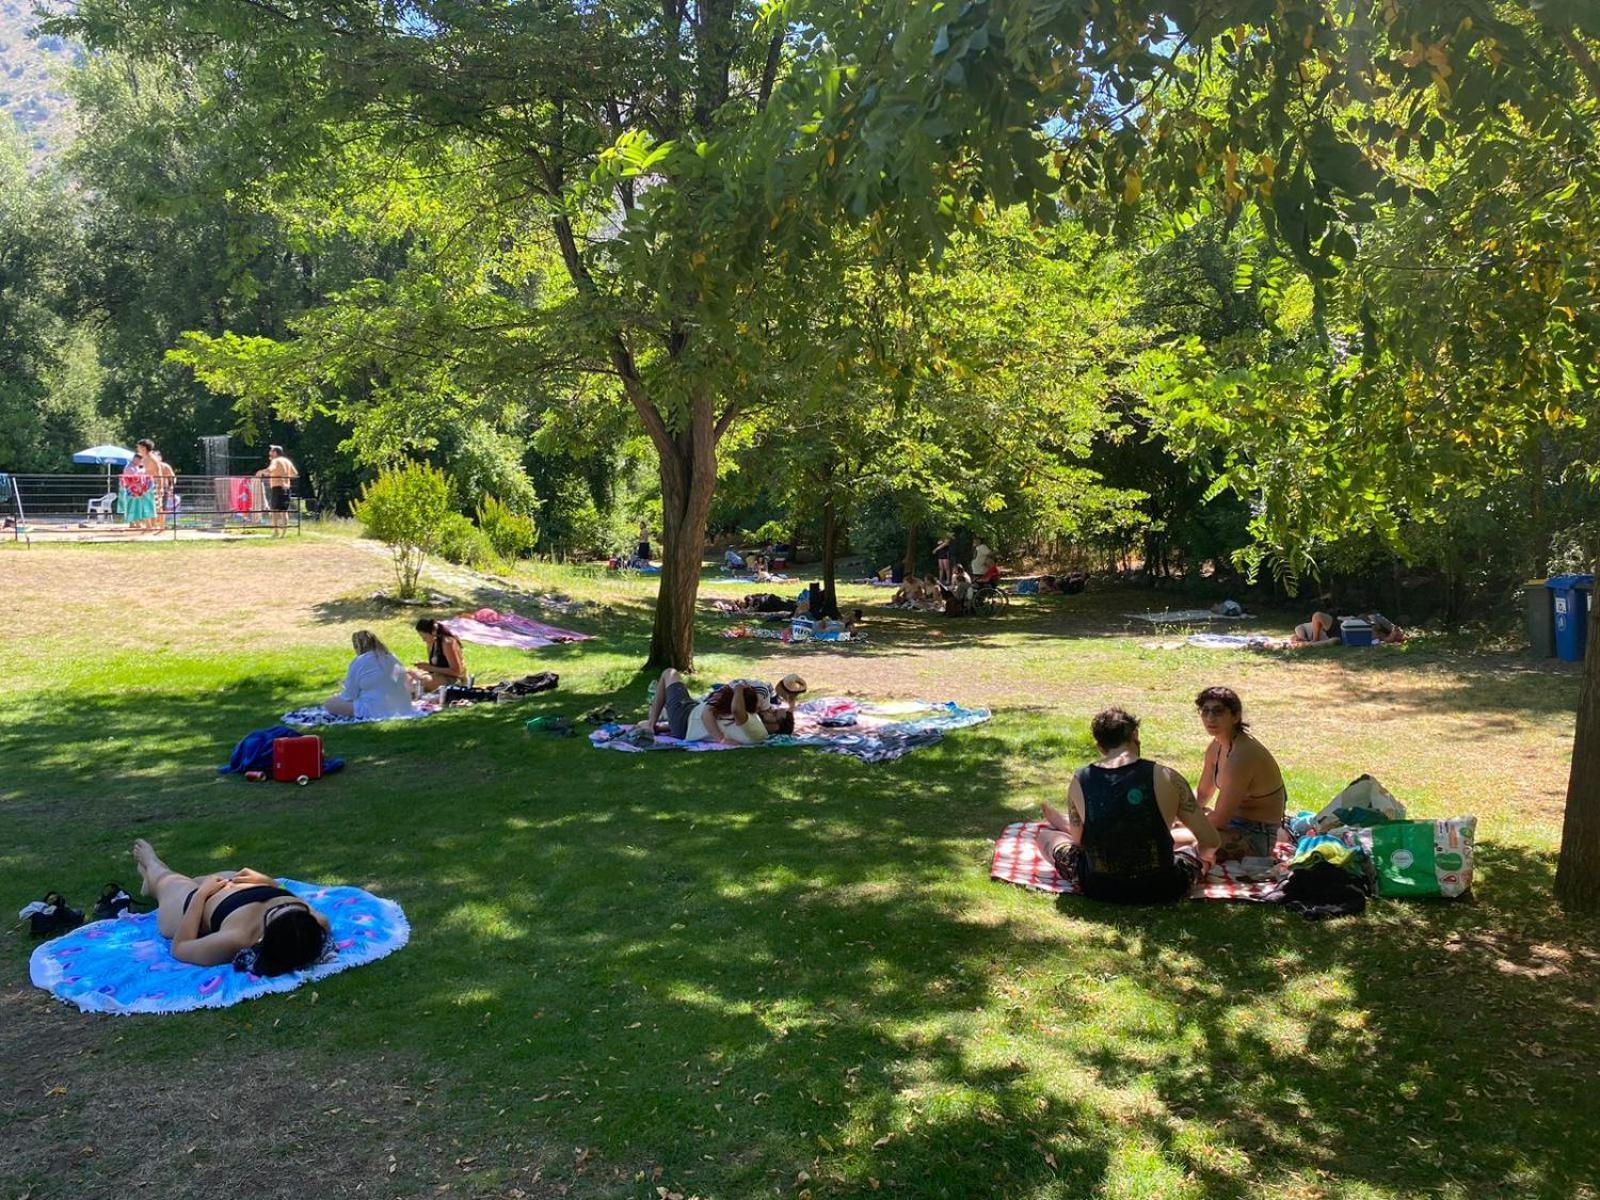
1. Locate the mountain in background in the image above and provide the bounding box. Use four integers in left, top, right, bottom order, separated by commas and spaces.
0, 0, 78, 163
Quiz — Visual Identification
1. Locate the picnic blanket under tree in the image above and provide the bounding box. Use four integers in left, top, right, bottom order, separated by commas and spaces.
30, 880, 409, 1014
591, 697, 990, 764
989, 821, 1291, 901
443, 607, 594, 651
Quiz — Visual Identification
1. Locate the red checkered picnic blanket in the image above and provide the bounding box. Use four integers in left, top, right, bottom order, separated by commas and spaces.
989, 821, 1288, 902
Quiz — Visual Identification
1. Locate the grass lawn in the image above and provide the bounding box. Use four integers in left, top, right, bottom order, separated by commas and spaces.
3, 536, 1598, 1200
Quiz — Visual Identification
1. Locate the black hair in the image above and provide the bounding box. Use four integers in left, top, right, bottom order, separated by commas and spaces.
1195, 686, 1249, 732
773, 709, 795, 735
252, 906, 326, 977
415, 617, 439, 634
1090, 706, 1141, 750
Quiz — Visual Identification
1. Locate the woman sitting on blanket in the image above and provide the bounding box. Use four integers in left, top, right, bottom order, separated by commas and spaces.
1194, 686, 1288, 862
1036, 707, 1219, 903
133, 838, 329, 973
326, 630, 416, 720
411, 617, 467, 692
640, 671, 794, 743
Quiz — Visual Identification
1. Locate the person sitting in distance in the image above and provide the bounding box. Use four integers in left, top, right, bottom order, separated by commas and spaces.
1291, 611, 1338, 646
326, 630, 416, 719
133, 838, 329, 972
1035, 707, 1220, 903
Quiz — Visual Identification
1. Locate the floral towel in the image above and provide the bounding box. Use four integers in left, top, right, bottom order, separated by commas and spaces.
990, 821, 1289, 901
30, 880, 409, 1015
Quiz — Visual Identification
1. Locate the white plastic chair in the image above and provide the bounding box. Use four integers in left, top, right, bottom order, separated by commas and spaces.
86, 493, 117, 521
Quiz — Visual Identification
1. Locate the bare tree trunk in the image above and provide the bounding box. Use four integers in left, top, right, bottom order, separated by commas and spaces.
1556, 560, 1600, 911
903, 519, 919, 580
645, 396, 719, 671
820, 492, 841, 619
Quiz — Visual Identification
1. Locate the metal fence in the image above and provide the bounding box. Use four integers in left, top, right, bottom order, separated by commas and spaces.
0, 472, 303, 540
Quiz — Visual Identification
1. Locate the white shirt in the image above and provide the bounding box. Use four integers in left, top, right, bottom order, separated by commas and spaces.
682, 703, 769, 745
971, 543, 993, 574
339, 651, 414, 720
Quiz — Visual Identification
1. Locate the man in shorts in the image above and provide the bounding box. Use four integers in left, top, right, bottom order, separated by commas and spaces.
255, 445, 300, 536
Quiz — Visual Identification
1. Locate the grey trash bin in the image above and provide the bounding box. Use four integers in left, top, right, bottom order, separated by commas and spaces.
1525, 579, 1555, 658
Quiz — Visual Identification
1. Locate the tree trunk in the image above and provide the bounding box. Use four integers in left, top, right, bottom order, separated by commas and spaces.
820, 492, 842, 619
1556, 562, 1600, 911
645, 400, 720, 671
903, 519, 919, 581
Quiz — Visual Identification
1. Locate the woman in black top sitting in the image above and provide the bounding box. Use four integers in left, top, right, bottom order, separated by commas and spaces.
133, 839, 329, 973
411, 617, 467, 693
1035, 707, 1220, 903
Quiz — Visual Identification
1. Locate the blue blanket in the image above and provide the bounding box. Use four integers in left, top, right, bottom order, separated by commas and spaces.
30, 879, 409, 1015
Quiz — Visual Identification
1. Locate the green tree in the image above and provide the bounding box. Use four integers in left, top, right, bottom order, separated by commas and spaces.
353, 462, 457, 599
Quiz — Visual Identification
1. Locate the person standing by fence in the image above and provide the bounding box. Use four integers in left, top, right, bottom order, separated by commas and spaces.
255, 445, 300, 537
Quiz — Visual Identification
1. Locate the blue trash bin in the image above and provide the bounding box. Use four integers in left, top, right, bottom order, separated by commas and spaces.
1546, 575, 1594, 662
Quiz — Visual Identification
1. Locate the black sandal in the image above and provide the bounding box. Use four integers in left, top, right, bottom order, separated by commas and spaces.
92, 882, 140, 922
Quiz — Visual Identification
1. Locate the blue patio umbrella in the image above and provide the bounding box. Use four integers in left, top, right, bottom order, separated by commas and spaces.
72, 444, 135, 489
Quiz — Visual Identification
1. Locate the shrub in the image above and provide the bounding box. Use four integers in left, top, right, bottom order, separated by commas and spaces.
437, 513, 500, 572
352, 462, 456, 599
476, 495, 537, 560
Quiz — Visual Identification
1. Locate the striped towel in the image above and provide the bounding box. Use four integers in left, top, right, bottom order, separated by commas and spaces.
989, 821, 1287, 902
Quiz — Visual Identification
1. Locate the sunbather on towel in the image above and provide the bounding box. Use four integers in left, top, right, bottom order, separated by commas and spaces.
717, 673, 808, 714
1291, 611, 1339, 646
411, 617, 467, 692
326, 630, 417, 719
1036, 707, 1219, 903
639, 671, 792, 742
1363, 611, 1406, 643
132, 839, 329, 972
1194, 686, 1288, 861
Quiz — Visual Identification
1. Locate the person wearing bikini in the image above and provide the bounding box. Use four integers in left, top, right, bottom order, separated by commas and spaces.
1194, 685, 1287, 862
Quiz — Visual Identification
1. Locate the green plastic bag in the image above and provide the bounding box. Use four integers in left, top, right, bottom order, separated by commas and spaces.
1369, 818, 1476, 898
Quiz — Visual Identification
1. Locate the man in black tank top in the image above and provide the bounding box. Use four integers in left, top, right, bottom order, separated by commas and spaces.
1036, 707, 1221, 904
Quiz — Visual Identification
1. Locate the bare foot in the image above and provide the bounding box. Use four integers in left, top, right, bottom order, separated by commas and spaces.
133, 839, 159, 895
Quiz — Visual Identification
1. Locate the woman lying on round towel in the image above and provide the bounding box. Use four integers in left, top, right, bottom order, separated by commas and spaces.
133, 839, 329, 973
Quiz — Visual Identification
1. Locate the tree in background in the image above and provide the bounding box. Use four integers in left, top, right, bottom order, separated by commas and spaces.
0, 119, 104, 469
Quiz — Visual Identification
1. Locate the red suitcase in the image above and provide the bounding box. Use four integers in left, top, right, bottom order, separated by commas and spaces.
272, 735, 323, 782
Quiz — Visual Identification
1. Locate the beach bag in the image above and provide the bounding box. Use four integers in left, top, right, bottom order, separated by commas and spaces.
1369, 817, 1476, 898
1312, 774, 1406, 832
272, 735, 324, 783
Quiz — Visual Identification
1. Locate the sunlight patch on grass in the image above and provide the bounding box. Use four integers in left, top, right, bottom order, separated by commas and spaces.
439, 900, 530, 941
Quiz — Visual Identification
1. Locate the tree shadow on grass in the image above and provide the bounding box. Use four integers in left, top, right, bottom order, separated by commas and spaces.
6, 676, 1599, 1199
1051, 842, 1600, 1199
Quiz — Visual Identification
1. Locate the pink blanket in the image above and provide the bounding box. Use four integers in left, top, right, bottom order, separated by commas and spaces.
989, 821, 1287, 902
444, 608, 594, 651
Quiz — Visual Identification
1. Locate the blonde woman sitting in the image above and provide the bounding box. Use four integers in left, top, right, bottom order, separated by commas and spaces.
325, 630, 417, 720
